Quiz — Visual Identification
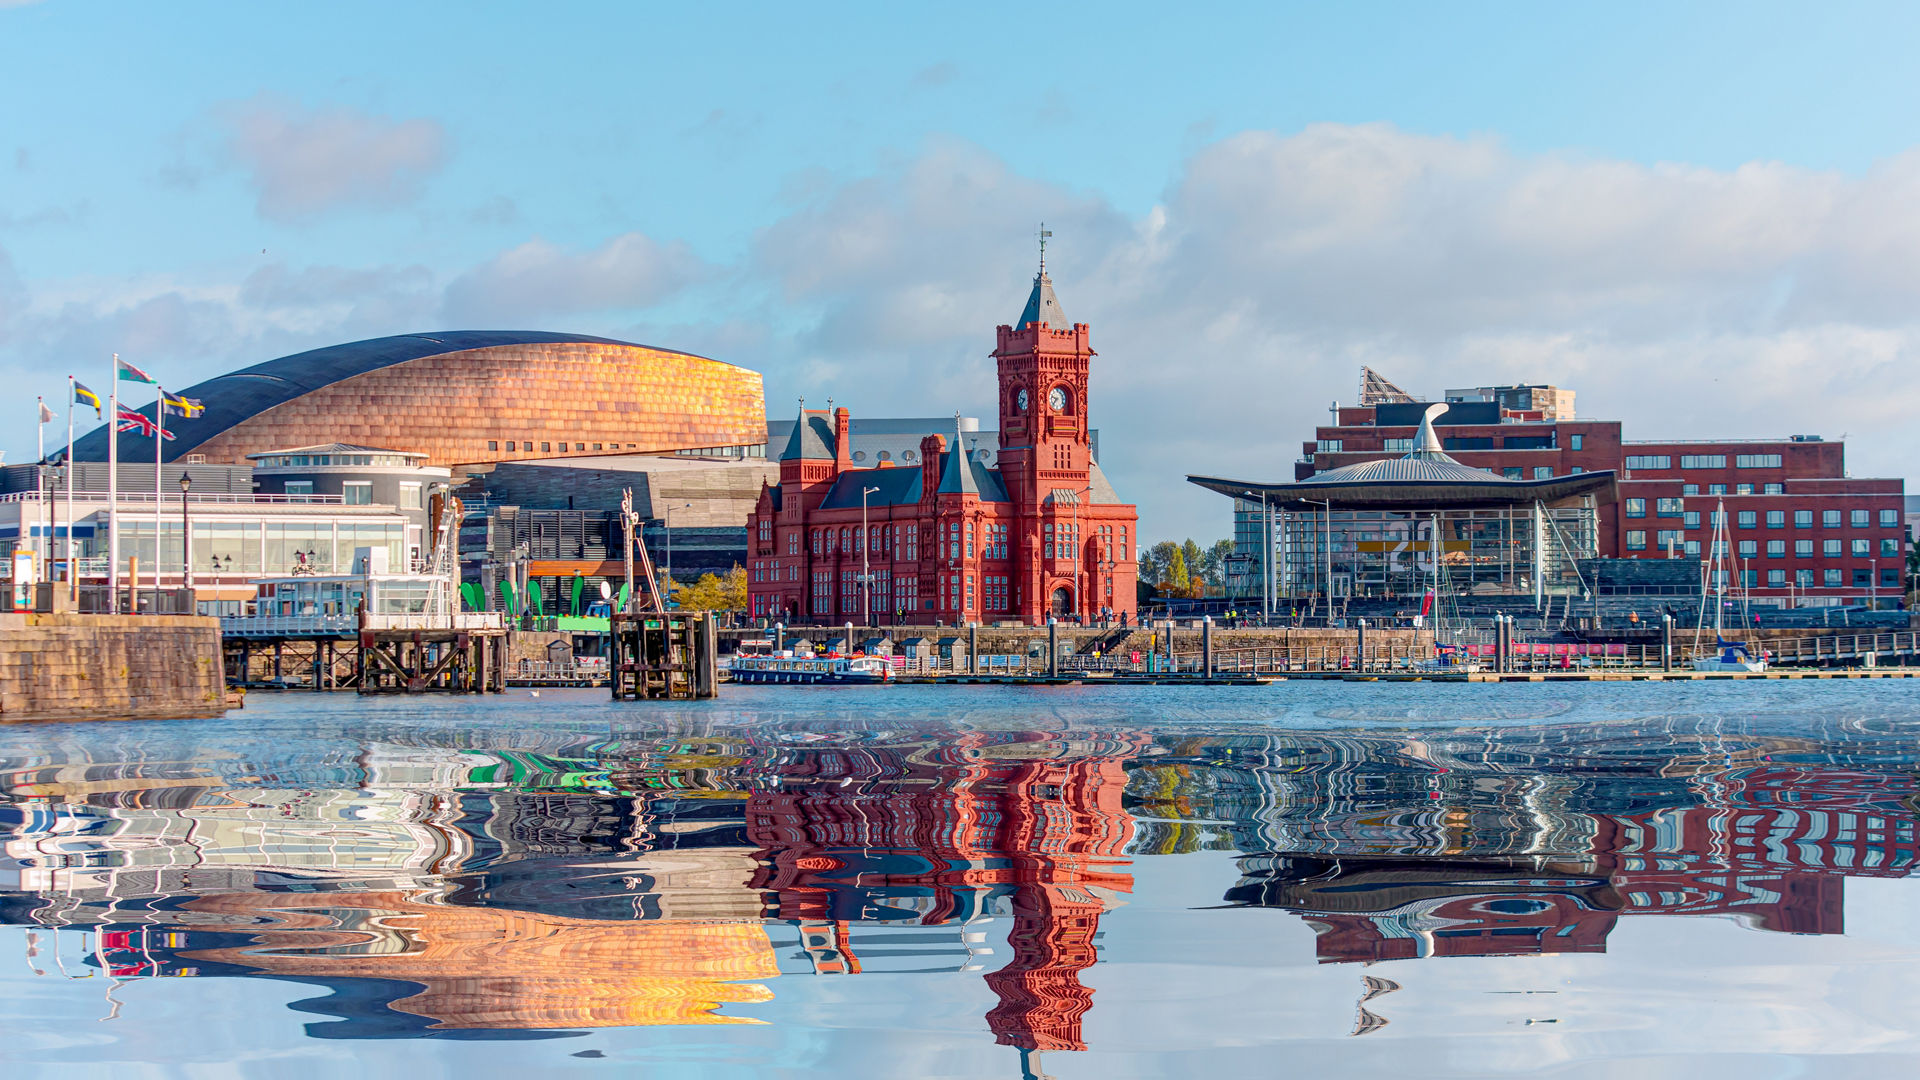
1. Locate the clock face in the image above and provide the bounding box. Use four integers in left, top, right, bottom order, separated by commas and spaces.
1016, 388, 1029, 411
1048, 386, 1068, 412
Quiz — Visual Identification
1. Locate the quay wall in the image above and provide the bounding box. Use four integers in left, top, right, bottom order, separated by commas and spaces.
721, 624, 1432, 656
1, 614, 226, 723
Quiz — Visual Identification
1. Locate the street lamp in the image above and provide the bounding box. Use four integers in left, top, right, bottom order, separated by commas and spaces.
179, 473, 193, 597
661, 502, 692, 602
860, 485, 880, 627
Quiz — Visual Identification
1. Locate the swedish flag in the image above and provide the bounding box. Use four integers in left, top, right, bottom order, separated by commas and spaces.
160, 390, 205, 419
73, 380, 102, 418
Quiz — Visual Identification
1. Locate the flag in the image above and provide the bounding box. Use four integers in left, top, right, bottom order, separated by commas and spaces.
115, 357, 157, 384
38, 399, 54, 424
73, 380, 103, 417
160, 390, 205, 419
115, 406, 174, 441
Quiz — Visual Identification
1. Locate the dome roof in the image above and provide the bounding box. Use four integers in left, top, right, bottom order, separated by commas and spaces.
1297, 455, 1505, 485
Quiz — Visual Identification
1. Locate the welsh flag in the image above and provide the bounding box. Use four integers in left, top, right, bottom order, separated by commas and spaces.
116, 406, 174, 440
116, 357, 157, 384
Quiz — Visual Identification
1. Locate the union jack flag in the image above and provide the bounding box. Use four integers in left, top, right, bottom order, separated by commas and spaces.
115, 406, 175, 440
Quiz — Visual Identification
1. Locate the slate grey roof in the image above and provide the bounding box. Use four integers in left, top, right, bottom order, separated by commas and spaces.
1299, 455, 1506, 485
819, 464, 922, 509
780, 410, 837, 461
1017, 272, 1072, 330
71, 330, 694, 463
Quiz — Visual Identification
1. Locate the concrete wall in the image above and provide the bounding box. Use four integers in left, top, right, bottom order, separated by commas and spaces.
0, 614, 226, 723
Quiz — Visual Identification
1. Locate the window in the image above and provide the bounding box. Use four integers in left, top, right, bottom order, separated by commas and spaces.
1625, 455, 1671, 470
1795, 510, 1813, 528
1741, 569, 1757, 589
1316, 439, 1343, 453
1503, 467, 1522, 480
284, 480, 314, 502
1764, 483, 1784, 495
1570, 434, 1583, 451
1657, 529, 1682, 551
541, 442, 551, 452
342, 482, 372, 506
1738, 540, 1756, 558
487, 440, 498, 451
1736, 454, 1783, 469
1737, 510, 1756, 528
1505, 434, 1555, 450
1824, 568, 1843, 587
1625, 498, 1646, 518
1682, 484, 1700, 495
1681, 454, 1727, 469
1883, 568, 1901, 589
1796, 569, 1814, 588
1571, 466, 1583, 474
1852, 538, 1870, 557
1736, 483, 1753, 495
1684, 540, 1701, 556
1795, 538, 1814, 557
1626, 530, 1647, 551
575, 443, 585, 451
1851, 509, 1870, 527
1881, 509, 1899, 527
398, 482, 423, 509
1883, 537, 1902, 558
1853, 568, 1872, 587
1656, 498, 1684, 516
1684, 511, 1701, 528
593, 443, 603, 451
1533, 466, 1552, 479
1823, 509, 1841, 527
1709, 510, 1724, 526
1767, 510, 1785, 528
1767, 540, 1785, 558
1824, 539, 1842, 557
1708, 484, 1727, 495
1767, 569, 1785, 587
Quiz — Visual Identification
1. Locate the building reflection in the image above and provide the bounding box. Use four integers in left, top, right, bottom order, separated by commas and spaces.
2, 711, 1918, 1060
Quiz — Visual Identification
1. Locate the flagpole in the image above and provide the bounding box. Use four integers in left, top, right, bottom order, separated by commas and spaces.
66, 378, 76, 606
155, 385, 164, 595
37, 398, 47, 576
108, 355, 119, 614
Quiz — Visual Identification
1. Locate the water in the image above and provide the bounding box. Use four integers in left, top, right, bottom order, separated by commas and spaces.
3, 683, 1918, 1078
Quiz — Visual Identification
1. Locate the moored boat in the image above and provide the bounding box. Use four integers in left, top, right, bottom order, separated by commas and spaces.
727, 654, 895, 685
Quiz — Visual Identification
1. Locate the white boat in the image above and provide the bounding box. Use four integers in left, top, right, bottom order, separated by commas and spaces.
728, 654, 895, 685
1692, 642, 1768, 673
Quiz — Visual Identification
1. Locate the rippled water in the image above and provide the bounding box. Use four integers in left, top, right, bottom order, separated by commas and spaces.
4, 682, 1919, 1078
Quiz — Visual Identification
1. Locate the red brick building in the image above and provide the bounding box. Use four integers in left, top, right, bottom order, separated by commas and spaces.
1296, 386, 1905, 606
747, 263, 1139, 625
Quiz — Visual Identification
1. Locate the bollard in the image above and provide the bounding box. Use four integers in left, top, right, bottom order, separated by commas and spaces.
1661, 613, 1673, 672
1355, 618, 1366, 674
968, 623, 978, 674
775, 622, 785, 652
1048, 619, 1059, 678
1203, 616, 1214, 678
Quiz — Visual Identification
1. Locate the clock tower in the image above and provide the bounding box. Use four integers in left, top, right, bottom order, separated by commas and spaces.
994, 238, 1094, 513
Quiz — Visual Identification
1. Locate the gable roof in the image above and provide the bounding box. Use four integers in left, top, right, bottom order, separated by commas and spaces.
818, 464, 922, 509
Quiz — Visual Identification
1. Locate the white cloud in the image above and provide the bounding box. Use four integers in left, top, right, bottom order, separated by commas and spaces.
220, 95, 448, 222
440, 232, 706, 325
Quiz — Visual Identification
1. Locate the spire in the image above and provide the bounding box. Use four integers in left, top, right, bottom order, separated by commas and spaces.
1408, 403, 1450, 459
937, 412, 981, 495
780, 400, 834, 461
1017, 225, 1071, 330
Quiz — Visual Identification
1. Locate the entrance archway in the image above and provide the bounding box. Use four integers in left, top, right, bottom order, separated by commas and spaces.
1050, 586, 1073, 618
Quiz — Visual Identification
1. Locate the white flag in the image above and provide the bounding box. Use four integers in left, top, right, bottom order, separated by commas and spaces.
37, 399, 54, 423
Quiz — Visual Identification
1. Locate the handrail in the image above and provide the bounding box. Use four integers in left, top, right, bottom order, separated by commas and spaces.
0, 491, 353, 504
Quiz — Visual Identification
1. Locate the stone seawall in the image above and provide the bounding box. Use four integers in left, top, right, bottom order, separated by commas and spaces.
0, 614, 226, 723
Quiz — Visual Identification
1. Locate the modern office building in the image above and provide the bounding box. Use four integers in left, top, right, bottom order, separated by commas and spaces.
68, 331, 766, 470
747, 260, 1140, 625
1205, 371, 1905, 609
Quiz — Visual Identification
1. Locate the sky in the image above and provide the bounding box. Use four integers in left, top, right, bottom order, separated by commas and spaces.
4, 1, 1920, 541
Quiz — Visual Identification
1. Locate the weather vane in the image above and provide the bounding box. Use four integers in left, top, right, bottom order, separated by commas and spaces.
1038, 222, 1052, 275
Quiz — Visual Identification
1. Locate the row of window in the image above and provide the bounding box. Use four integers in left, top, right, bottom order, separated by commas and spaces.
279, 481, 423, 508
1622, 453, 1784, 470
1626, 501, 1900, 529
488, 439, 641, 454
1626, 532, 1904, 559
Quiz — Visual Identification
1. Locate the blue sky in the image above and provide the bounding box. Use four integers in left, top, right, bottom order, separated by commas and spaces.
5, 1, 1920, 537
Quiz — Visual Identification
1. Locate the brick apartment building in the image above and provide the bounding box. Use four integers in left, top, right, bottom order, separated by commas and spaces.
1293, 373, 1906, 607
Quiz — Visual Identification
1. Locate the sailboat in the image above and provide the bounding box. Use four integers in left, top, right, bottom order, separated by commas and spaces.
1691, 497, 1767, 673
1423, 511, 1479, 671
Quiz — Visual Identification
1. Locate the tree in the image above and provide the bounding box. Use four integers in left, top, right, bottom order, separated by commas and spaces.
1203, 538, 1236, 585
670, 565, 751, 613
1165, 546, 1190, 598
1141, 541, 1179, 589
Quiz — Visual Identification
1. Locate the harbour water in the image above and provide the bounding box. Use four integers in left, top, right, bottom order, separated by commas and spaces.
3, 683, 1918, 1077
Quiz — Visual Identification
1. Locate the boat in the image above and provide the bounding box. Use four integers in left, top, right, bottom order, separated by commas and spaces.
1690, 496, 1768, 673
727, 653, 896, 685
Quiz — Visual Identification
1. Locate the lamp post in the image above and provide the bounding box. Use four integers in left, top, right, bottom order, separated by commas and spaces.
1305, 497, 1334, 624
179, 473, 193, 599
860, 485, 880, 627
661, 502, 692, 603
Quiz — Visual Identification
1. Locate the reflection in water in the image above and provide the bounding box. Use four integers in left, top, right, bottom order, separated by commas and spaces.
3, 695, 1919, 1071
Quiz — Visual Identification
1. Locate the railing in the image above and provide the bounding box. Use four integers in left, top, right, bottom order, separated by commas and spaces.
0, 491, 349, 504
221, 614, 356, 637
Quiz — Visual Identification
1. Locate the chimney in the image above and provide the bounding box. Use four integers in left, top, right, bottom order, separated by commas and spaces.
834, 406, 853, 471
